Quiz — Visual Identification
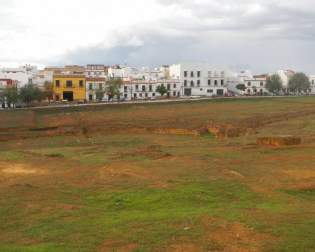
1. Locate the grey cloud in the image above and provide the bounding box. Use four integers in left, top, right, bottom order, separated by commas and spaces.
14, 0, 315, 73
52, 31, 200, 67
157, 0, 315, 40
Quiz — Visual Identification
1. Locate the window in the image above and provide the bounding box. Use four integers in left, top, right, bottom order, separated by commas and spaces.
167, 84, 171, 90
214, 80, 218, 86
142, 85, 146, 92
66, 80, 73, 88
79, 80, 84, 88
200, 88, 203, 91
184, 71, 188, 77
191, 71, 194, 77
124, 94, 128, 98
248, 82, 251, 87
173, 84, 176, 88
208, 80, 211, 86
134, 93, 137, 98
173, 91, 176, 96
260, 82, 264, 87
207, 89, 213, 93
55, 80, 60, 87
197, 80, 201, 86
197, 71, 201, 77
152, 93, 155, 97
184, 80, 187, 87
124, 86, 128, 92
99, 83, 103, 90
139, 93, 143, 97
190, 80, 194, 87
136, 85, 139, 91
149, 85, 152, 92
89, 83, 93, 90
221, 80, 224, 86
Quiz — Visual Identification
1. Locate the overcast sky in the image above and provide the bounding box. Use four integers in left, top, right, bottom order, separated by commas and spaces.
0, 0, 315, 73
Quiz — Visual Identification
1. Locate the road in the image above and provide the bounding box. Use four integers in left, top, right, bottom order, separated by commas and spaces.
0, 95, 311, 111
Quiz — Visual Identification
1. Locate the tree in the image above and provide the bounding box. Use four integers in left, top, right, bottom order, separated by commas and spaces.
43, 81, 54, 103
236, 84, 246, 91
266, 74, 283, 94
2, 86, 19, 108
20, 84, 42, 105
156, 85, 168, 97
288, 72, 310, 94
105, 78, 122, 101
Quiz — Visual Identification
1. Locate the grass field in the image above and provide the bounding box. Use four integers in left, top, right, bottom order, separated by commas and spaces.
1, 97, 315, 251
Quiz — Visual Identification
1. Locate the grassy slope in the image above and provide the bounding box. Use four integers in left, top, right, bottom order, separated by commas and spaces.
0, 97, 315, 251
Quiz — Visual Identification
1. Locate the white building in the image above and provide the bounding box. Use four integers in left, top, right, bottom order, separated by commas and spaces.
107, 66, 127, 79
107, 66, 168, 81
122, 80, 181, 100
243, 75, 267, 95
0, 65, 38, 88
309, 75, 315, 94
85, 65, 107, 78
33, 69, 54, 89
276, 70, 295, 89
86, 77, 106, 101
86, 78, 181, 102
169, 63, 228, 97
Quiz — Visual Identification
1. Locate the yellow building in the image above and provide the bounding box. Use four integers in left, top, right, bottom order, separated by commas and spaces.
53, 75, 86, 102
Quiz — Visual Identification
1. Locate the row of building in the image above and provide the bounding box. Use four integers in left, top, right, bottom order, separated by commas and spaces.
1, 63, 315, 103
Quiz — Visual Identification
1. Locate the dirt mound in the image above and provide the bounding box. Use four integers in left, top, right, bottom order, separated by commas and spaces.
0, 163, 45, 175
206, 109, 315, 139
207, 121, 248, 138
257, 136, 301, 147
201, 218, 274, 252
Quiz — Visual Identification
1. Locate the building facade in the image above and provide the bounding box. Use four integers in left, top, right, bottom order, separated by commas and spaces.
85, 65, 107, 78
243, 76, 267, 95
309, 75, 315, 94
86, 77, 106, 101
169, 63, 228, 97
53, 75, 86, 101
0, 65, 38, 88
277, 70, 295, 90
121, 80, 181, 100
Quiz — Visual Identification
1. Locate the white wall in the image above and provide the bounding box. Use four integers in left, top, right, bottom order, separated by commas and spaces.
169, 63, 228, 96
0, 65, 38, 88
309, 75, 315, 94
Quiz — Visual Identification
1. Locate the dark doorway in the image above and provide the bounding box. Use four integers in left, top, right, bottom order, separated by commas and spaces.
184, 88, 192, 96
216, 89, 224, 96
63, 91, 74, 101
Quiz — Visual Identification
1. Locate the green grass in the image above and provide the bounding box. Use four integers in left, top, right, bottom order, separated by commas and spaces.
273, 220, 315, 252
2, 97, 315, 251
284, 188, 315, 200
0, 150, 25, 161
0, 180, 260, 251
